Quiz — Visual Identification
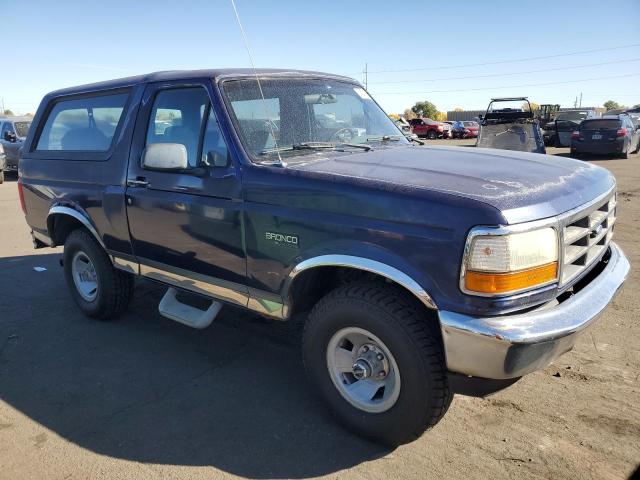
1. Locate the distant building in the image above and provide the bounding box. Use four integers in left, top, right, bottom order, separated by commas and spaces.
446, 110, 484, 121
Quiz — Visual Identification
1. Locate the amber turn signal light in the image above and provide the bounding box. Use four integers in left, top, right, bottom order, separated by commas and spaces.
465, 262, 558, 295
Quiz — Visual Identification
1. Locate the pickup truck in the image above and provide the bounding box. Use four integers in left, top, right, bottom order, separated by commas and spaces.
18, 69, 630, 446
0, 116, 32, 173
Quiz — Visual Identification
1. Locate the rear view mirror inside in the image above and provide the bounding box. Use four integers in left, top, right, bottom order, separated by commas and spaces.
304, 93, 337, 104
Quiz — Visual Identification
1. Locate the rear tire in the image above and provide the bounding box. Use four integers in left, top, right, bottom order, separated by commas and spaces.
63, 229, 134, 320
303, 282, 452, 446
427, 130, 437, 140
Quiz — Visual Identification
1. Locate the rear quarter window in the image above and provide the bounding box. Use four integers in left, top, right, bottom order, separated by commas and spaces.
36, 92, 129, 151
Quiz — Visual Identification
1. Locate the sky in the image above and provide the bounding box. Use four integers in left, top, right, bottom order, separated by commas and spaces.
1, 0, 639, 115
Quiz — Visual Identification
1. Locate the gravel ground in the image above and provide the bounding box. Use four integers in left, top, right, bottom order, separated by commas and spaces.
0, 141, 638, 480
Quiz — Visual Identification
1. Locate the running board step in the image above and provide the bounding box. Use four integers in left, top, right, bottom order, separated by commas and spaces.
158, 287, 222, 329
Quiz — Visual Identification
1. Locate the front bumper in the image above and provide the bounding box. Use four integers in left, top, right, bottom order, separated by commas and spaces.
439, 242, 630, 379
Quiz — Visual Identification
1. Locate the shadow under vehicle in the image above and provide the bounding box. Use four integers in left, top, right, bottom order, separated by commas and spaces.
476, 97, 546, 154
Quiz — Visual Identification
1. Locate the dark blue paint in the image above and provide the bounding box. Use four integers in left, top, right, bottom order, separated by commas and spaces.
19, 69, 613, 317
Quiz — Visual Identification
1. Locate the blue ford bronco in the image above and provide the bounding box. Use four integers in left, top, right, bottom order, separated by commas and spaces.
19, 69, 630, 445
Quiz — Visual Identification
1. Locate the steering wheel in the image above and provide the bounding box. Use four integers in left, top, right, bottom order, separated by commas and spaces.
329, 128, 354, 143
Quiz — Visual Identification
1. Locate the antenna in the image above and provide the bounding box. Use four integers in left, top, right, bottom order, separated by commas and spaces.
363, 62, 368, 89
229, 0, 285, 166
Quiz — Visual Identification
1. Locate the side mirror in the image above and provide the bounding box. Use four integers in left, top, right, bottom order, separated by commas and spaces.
142, 143, 188, 171
3, 131, 17, 142
206, 150, 230, 168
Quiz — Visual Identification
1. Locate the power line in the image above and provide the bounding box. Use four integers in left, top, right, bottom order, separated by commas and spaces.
369, 73, 640, 95
356, 43, 640, 74
367, 58, 640, 85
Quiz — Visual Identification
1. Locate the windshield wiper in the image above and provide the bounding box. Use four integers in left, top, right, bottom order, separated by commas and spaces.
260, 142, 371, 155
366, 135, 403, 143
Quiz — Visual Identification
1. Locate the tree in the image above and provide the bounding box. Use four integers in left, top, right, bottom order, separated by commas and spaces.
522, 102, 539, 112
435, 111, 447, 121
633, 104, 640, 109
403, 108, 417, 120
2, 109, 14, 116
454, 107, 464, 112
388, 113, 401, 120
603, 100, 621, 111
411, 101, 439, 119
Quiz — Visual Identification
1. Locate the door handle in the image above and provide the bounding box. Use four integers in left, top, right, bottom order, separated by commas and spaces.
127, 179, 149, 188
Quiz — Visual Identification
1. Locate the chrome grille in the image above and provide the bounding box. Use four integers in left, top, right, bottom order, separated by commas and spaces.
561, 192, 616, 285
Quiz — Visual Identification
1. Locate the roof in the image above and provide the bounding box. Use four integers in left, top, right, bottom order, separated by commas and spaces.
46, 68, 358, 97
490, 97, 528, 101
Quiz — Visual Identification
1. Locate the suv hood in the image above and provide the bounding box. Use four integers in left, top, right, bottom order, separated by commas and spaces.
292, 145, 615, 224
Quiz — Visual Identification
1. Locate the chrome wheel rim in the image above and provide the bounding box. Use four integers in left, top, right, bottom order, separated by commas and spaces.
71, 251, 98, 302
326, 327, 401, 413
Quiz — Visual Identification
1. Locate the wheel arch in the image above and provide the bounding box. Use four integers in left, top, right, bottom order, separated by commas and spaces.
47, 205, 106, 250
282, 254, 438, 318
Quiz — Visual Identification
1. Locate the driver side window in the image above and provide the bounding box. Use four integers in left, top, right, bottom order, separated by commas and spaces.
146, 88, 209, 168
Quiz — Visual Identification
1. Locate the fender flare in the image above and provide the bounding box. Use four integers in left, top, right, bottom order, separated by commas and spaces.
47, 205, 106, 249
283, 254, 438, 311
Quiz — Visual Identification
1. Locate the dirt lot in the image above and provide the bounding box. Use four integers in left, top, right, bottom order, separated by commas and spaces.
0, 140, 638, 480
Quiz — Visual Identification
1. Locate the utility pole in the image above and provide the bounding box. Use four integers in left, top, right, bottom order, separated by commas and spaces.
574, 96, 578, 108
363, 62, 368, 90
579, 92, 582, 108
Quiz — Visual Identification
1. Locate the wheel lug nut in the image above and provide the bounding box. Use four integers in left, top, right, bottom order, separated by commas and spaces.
362, 346, 369, 352
376, 354, 384, 361
378, 371, 386, 378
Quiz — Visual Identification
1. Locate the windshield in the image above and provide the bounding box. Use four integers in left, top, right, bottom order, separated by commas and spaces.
556, 111, 589, 121
222, 77, 406, 159
14, 121, 31, 138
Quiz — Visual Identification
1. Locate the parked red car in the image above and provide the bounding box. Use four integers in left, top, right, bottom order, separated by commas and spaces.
452, 121, 479, 139
409, 118, 444, 139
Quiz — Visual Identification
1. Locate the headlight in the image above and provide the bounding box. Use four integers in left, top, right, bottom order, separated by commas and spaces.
462, 227, 558, 296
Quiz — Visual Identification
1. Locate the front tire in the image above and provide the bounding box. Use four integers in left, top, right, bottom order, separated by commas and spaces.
63, 229, 134, 320
427, 130, 437, 140
303, 282, 451, 446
